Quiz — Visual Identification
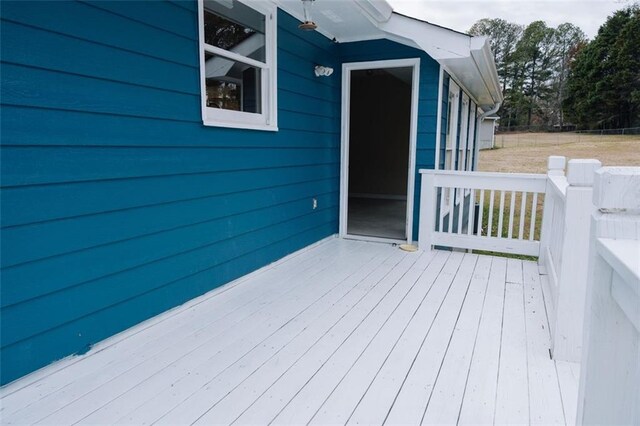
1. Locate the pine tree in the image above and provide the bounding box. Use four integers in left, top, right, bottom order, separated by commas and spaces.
564, 6, 640, 129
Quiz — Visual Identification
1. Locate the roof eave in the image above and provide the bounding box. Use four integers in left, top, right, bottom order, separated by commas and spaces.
380, 14, 502, 110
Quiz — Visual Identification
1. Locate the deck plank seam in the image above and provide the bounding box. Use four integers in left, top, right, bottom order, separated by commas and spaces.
340, 251, 453, 425
455, 256, 494, 424
111, 245, 399, 425
492, 259, 508, 424
226, 251, 437, 425
178, 248, 421, 424
380, 252, 467, 425
15, 242, 385, 424
419, 255, 480, 424
305, 250, 452, 424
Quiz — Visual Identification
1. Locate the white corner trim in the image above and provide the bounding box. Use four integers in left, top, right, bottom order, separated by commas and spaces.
434, 66, 444, 171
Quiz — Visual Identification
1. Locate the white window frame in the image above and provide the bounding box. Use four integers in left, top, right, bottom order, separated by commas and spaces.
467, 102, 477, 172
197, 0, 278, 131
444, 81, 459, 172
443, 81, 460, 209
458, 93, 470, 173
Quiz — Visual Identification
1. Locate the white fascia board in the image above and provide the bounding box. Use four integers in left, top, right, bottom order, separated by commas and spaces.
354, 0, 393, 23
379, 14, 501, 109
380, 14, 472, 59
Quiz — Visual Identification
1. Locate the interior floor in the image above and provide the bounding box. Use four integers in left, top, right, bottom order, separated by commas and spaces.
347, 197, 406, 240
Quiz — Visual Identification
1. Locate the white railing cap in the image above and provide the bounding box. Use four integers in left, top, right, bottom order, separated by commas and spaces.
567, 159, 602, 187
547, 156, 566, 175
593, 167, 640, 211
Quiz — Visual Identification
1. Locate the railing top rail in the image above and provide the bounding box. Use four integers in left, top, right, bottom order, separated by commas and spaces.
420, 169, 547, 193
419, 169, 546, 181
597, 238, 640, 292
548, 174, 568, 199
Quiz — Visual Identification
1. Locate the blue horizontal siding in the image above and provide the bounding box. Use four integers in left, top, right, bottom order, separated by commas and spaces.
1, 63, 201, 122
339, 39, 441, 241
1, 20, 199, 95
0, 106, 337, 148
2, 164, 337, 227
0, 1, 341, 384
1, 1, 197, 65
1, 191, 338, 309
1, 200, 339, 347
2, 178, 339, 268
1, 145, 337, 186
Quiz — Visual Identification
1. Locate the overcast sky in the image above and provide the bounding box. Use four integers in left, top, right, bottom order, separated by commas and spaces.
386, 0, 631, 39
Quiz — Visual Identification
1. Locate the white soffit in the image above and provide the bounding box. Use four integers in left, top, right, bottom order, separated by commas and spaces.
274, 0, 389, 41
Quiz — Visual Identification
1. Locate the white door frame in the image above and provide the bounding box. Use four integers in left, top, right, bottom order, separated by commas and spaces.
339, 58, 421, 244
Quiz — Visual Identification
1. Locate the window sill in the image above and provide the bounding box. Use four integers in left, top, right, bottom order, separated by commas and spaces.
202, 119, 278, 132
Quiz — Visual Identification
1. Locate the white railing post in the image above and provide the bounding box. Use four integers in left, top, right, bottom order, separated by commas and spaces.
538, 155, 566, 269
577, 167, 640, 425
419, 171, 437, 251
551, 159, 601, 362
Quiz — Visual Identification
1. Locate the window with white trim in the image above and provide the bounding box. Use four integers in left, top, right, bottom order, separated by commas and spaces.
198, 0, 277, 131
443, 81, 459, 207
467, 102, 477, 171
444, 82, 459, 172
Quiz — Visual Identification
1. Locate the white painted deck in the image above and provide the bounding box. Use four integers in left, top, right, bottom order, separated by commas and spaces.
0, 238, 578, 425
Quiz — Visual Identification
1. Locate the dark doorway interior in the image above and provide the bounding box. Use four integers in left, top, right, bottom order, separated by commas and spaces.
347, 67, 412, 240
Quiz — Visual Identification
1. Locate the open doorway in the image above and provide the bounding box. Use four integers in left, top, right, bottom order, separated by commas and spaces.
340, 59, 419, 243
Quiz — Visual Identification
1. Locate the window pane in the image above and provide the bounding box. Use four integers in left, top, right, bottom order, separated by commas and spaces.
204, 0, 266, 63
204, 52, 262, 113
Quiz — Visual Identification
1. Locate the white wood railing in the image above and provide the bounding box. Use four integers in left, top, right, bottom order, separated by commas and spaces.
538, 156, 602, 362
577, 167, 640, 426
419, 156, 600, 363
419, 170, 547, 256
419, 162, 640, 423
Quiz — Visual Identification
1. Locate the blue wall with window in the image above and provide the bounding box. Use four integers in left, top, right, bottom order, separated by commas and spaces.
0, 1, 344, 385
0, 1, 446, 385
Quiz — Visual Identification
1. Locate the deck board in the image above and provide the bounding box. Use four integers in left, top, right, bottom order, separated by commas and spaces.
523, 261, 566, 424
495, 283, 530, 425
458, 257, 507, 424
223, 251, 439, 426
421, 255, 492, 424
384, 252, 474, 425
0, 239, 577, 425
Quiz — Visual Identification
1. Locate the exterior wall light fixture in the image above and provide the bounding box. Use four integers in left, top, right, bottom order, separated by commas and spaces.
314, 65, 334, 77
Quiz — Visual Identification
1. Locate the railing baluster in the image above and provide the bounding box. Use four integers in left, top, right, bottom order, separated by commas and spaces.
529, 192, 538, 241
418, 169, 549, 256
477, 190, 485, 237
497, 190, 506, 238
448, 187, 455, 233
487, 190, 495, 238
518, 192, 527, 239
467, 189, 475, 236
508, 191, 516, 239
457, 187, 465, 234
439, 186, 445, 232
